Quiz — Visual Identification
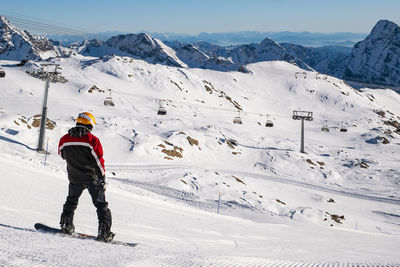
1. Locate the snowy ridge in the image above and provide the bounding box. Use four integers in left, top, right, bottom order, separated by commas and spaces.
281, 43, 351, 78
79, 33, 187, 67
78, 32, 311, 71
2, 16, 399, 88
0, 16, 57, 60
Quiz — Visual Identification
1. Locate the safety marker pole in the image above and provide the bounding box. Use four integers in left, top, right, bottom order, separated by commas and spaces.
44, 137, 49, 166
217, 192, 221, 214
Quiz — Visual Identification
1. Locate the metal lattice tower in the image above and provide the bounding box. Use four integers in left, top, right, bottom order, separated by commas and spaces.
292, 110, 313, 153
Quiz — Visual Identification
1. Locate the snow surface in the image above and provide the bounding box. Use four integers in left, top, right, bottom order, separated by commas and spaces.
0, 56, 400, 266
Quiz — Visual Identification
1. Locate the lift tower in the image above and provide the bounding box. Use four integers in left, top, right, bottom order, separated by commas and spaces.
292, 110, 313, 153
37, 64, 60, 153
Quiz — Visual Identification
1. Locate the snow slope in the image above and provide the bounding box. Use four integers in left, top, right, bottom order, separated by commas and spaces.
0, 55, 400, 266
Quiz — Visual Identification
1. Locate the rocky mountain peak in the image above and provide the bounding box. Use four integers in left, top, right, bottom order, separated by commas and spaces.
371, 20, 399, 37
0, 16, 57, 60
343, 19, 400, 87
99, 33, 185, 67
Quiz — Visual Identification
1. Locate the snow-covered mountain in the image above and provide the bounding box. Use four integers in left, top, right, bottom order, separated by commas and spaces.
79, 33, 187, 67
3, 15, 399, 88
167, 37, 312, 71
165, 41, 235, 71
0, 16, 58, 60
281, 44, 351, 78
73, 26, 311, 71
343, 20, 400, 87
279, 20, 400, 88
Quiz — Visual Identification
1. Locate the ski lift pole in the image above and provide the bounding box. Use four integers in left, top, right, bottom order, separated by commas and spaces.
217, 192, 222, 214
37, 64, 59, 153
44, 137, 49, 166
37, 77, 50, 153
300, 117, 305, 153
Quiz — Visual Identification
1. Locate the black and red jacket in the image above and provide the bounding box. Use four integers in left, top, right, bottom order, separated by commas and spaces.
58, 126, 105, 183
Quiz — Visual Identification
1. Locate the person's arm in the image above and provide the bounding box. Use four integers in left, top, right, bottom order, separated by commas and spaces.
91, 135, 105, 177
58, 136, 66, 160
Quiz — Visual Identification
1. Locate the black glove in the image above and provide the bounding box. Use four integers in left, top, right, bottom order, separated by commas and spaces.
99, 175, 107, 190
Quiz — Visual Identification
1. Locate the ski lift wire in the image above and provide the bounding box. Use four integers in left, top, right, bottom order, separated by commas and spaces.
0, 12, 106, 39
0, 9, 96, 34
5, 16, 90, 35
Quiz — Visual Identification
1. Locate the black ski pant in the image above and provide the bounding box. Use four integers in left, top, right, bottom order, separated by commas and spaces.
62, 179, 112, 227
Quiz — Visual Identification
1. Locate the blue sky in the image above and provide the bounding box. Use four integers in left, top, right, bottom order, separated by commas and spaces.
1, 0, 399, 34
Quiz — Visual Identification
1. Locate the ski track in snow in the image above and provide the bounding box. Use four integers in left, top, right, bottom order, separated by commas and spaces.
109, 176, 265, 217
227, 169, 400, 205
107, 163, 400, 205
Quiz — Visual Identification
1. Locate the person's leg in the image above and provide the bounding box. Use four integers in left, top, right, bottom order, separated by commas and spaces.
60, 182, 85, 234
88, 179, 113, 241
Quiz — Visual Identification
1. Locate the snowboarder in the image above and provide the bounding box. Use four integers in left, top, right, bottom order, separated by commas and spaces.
58, 112, 114, 242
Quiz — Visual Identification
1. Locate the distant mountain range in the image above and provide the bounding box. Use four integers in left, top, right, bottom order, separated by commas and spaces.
151, 31, 366, 47
0, 16, 399, 88
48, 31, 366, 47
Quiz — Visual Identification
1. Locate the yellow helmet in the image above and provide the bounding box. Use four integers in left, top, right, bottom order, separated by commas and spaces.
76, 112, 96, 127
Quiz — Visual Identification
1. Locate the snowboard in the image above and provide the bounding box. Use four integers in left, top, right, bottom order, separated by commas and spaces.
34, 223, 138, 248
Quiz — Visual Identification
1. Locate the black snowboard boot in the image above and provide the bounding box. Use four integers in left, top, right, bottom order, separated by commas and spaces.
60, 215, 75, 235
97, 222, 114, 242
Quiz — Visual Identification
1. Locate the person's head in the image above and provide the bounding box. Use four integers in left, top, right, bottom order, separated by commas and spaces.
76, 112, 95, 131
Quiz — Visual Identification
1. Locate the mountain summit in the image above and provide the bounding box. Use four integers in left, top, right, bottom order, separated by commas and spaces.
79, 33, 187, 67
0, 16, 57, 60
343, 20, 400, 87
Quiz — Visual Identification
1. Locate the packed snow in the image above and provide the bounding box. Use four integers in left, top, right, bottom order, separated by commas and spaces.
0, 55, 399, 266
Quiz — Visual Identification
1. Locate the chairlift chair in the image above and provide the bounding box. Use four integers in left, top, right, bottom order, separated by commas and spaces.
104, 89, 115, 106
233, 111, 242, 124
233, 116, 242, 124
104, 97, 115, 106
265, 115, 274, 127
321, 120, 329, 132
157, 106, 167, 115
340, 122, 347, 132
